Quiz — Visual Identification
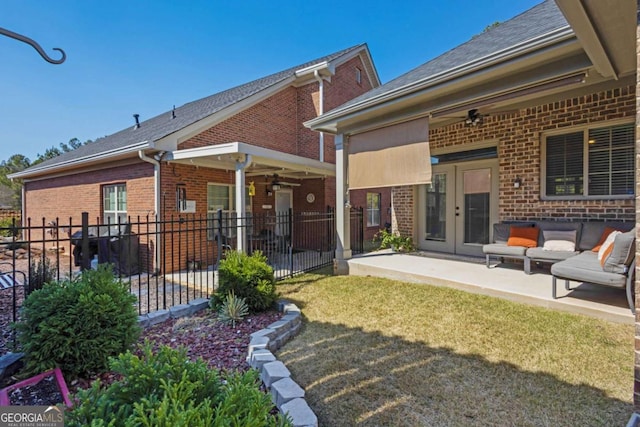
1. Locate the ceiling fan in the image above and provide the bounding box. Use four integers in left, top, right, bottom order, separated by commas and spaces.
256, 174, 301, 188
439, 108, 517, 126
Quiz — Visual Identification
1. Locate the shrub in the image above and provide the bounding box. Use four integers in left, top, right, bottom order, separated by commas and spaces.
373, 229, 414, 252
14, 264, 140, 377
0, 217, 20, 238
217, 291, 249, 327
213, 250, 277, 312
26, 256, 57, 296
67, 344, 292, 427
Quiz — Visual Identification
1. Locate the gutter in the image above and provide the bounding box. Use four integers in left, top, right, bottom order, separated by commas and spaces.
306, 26, 575, 129
313, 70, 325, 162
138, 149, 165, 272
8, 141, 151, 179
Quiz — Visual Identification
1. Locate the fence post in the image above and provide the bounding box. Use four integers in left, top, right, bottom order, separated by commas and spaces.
81, 212, 90, 271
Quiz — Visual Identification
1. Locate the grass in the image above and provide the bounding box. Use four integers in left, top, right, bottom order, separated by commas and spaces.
276, 272, 634, 426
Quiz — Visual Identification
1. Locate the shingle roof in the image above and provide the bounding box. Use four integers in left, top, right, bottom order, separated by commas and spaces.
28, 44, 366, 172
327, 0, 568, 114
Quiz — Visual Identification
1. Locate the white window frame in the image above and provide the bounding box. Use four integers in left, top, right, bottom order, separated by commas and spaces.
103, 183, 127, 224
541, 121, 634, 200
366, 192, 381, 227
207, 184, 252, 240
355, 67, 362, 85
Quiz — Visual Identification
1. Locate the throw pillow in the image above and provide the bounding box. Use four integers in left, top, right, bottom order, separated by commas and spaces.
543, 240, 575, 252
603, 229, 636, 274
597, 230, 621, 267
507, 226, 539, 248
592, 226, 622, 252
541, 230, 577, 251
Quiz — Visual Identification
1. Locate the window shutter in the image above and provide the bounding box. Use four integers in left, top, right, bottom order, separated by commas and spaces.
545, 132, 583, 196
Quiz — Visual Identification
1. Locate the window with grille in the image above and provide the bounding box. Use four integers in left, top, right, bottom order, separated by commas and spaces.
544, 123, 634, 198
103, 184, 127, 224
366, 193, 381, 227
207, 184, 252, 240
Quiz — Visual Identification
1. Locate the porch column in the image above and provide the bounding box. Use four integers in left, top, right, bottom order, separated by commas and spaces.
235, 155, 251, 253
634, 0, 640, 412
334, 133, 351, 275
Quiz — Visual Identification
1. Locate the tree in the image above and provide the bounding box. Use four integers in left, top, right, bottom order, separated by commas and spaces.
0, 154, 31, 209
0, 138, 91, 209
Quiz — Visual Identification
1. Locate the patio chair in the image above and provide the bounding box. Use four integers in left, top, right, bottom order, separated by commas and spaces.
0, 262, 26, 289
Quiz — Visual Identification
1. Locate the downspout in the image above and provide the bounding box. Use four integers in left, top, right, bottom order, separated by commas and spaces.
235, 154, 252, 252
314, 70, 325, 162
138, 150, 165, 272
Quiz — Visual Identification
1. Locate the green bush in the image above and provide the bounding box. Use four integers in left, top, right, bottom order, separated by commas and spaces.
14, 264, 140, 377
213, 251, 277, 312
0, 217, 20, 238
67, 344, 292, 427
373, 229, 414, 252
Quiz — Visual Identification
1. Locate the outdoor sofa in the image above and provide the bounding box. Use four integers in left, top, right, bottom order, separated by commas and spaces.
482, 221, 636, 312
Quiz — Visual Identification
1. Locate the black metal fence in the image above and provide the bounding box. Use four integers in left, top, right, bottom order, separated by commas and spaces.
0, 208, 364, 348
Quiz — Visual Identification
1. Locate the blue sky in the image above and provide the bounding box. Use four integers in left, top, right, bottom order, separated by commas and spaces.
0, 0, 541, 163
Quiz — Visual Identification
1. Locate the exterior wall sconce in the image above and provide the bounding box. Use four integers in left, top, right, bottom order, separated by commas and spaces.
271, 184, 281, 191
266, 189, 273, 197
513, 176, 522, 188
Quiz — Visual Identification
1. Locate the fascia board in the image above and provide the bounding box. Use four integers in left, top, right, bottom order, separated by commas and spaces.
166, 142, 335, 177
8, 141, 151, 180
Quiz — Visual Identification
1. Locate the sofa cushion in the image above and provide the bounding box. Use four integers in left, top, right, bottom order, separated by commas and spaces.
542, 230, 577, 251
507, 226, 539, 248
482, 243, 527, 257
526, 247, 578, 262
597, 231, 620, 265
592, 226, 626, 251
550, 252, 627, 288
493, 224, 511, 244
603, 228, 636, 274
535, 221, 582, 247
579, 221, 634, 251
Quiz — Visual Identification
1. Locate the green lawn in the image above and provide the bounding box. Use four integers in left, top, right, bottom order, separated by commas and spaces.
277, 272, 634, 427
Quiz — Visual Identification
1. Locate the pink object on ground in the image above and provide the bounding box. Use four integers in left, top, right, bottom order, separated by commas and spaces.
0, 367, 72, 407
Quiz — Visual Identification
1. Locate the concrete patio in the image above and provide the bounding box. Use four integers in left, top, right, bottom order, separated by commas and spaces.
348, 250, 634, 324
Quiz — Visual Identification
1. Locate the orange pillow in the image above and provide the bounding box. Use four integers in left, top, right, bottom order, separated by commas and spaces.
507, 226, 539, 248
592, 226, 621, 252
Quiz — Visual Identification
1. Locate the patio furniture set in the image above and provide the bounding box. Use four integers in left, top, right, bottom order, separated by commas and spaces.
483, 221, 636, 313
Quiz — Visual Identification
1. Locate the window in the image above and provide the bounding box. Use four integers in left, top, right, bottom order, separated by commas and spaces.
355, 67, 362, 85
366, 193, 381, 227
207, 184, 252, 239
544, 123, 634, 198
103, 184, 127, 224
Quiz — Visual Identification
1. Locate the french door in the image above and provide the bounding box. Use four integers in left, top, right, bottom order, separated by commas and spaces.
418, 159, 498, 256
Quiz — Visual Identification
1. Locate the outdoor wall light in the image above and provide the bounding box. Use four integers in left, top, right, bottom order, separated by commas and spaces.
513, 176, 522, 188
271, 184, 281, 191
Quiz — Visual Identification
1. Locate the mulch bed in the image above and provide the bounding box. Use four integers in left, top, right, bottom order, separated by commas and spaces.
4, 307, 282, 406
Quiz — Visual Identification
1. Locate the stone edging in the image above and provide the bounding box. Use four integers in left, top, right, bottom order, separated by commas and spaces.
138, 297, 316, 427
246, 299, 317, 427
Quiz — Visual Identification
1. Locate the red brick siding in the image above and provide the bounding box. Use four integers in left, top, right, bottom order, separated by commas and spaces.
392, 85, 636, 238
349, 188, 392, 240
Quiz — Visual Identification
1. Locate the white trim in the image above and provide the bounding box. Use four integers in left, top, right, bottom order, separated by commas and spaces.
9, 141, 151, 180
166, 142, 336, 177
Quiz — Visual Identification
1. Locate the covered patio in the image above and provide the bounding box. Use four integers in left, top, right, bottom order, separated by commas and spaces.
349, 250, 633, 324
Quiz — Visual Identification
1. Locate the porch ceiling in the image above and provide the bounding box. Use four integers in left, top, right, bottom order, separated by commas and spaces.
163, 141, 336, 180
555, 0, 636, 80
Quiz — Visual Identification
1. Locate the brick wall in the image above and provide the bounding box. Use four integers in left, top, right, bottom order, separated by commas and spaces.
392, 84, 636, 239
349, 188, 392, 240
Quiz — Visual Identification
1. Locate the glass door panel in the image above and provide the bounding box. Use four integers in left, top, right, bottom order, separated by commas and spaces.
425, 173, 447, 241
462, 169, 490, 245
